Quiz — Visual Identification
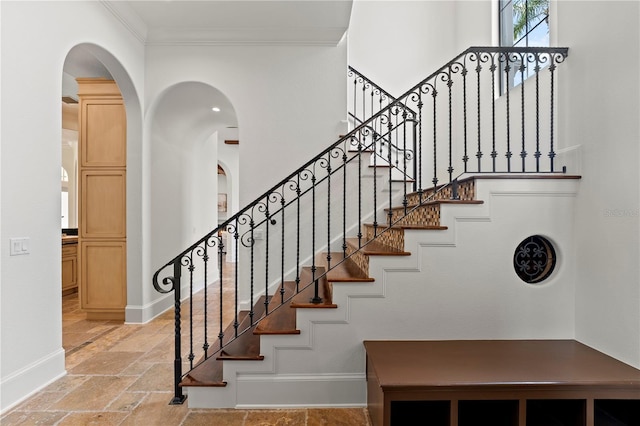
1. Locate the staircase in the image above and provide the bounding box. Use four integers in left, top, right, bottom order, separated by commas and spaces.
153, 46, 573, 408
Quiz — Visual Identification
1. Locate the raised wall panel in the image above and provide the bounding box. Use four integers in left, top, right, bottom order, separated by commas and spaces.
80, 170, 126, 238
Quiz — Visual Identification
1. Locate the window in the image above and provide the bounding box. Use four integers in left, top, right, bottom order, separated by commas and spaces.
500, 0, 549, 48
499, 0, 550, 88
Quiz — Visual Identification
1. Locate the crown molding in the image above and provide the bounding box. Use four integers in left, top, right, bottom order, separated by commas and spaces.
100, 0, 148, 44
145, 26, 347, 47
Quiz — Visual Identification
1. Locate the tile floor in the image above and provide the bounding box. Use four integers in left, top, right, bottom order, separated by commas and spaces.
1, 268, 372, 426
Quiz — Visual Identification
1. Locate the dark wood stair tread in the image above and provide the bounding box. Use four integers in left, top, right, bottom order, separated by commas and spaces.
216, 296, 268, 361
346, 237, 410, 256
256, 266, 338, 334
468, 173, 581, 180
254, 281, 300, 335
363, 223, 448, 231
180, 358, 226, 387
290, 266, 337, 308
193, 309, 251, 365
316, 252, 373, 282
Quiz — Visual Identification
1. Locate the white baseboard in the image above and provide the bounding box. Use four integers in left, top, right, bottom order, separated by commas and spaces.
125, 279, 210, 324
0, 348, 66, 414
185, 373, 366, 409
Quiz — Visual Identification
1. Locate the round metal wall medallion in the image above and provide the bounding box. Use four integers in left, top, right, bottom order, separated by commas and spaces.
513, 235, 556, 283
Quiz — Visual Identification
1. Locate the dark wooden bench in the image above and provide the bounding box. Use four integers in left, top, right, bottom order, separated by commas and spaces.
364, 340, 640, 426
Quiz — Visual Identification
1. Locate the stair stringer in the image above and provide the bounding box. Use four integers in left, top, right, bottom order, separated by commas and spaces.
185, 177, 580, 409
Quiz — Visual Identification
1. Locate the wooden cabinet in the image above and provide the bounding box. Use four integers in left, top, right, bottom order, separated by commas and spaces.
80, 241, 127, 314
61, 237, 78, 295
77, 79, 126, 321
364, 340, 640, 426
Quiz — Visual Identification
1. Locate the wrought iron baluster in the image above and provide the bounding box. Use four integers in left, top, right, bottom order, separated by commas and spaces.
217, 238, 224, 350
418, 95, 424, 201
411, 117, 419, 195
280, 193, 285, 304
310, 163, 321, 303
233, 221, 239, 337
249, 219, 255, 325
491, 54, 497, 172
448, 67, 454, 184
353, 77, 357, 128
387, 114, 393, 225
342, 140, 347, 258
295, 175, 301, 292
167, 262, 185, 404
370, 87, 375, 121
202, 244, 209, 356
358, 134, 363, 248
432, 83, 438, 192
188, 254, 195, 369
520, 53, 527, 172
476, 56, 483, 172
264, 207, 270, 315
402, 109, 408, 215
549, 57, 557, 172
362, 82, 367, 126
462, 61, 468, 174
534, 53, 541, 172
373, 125, 378, 237
505, 53, 512, 172
326, 152, 332, 272
394, 112, 400, 172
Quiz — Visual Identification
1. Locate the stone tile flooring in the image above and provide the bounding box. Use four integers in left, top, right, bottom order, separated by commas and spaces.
2, 281, 371, 425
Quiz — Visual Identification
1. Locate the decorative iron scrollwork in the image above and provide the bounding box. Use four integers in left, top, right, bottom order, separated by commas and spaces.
513, 235, 557, 283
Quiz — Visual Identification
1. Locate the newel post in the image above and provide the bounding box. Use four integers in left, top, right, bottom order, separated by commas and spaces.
170, 261, 186, 405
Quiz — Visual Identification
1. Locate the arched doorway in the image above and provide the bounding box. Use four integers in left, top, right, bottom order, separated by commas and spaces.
148, 81, 238, 303
61, 44, 142, 352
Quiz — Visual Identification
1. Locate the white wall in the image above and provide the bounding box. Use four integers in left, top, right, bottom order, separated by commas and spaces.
556, 0, 640, 368
144, 43, 347, 311
350, 0, 640, 370
348, 0, 492, 97
0, 0, 145, 412
145, 43, 348, 207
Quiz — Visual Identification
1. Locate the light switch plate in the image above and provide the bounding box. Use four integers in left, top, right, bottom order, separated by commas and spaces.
9, 237, 30, 256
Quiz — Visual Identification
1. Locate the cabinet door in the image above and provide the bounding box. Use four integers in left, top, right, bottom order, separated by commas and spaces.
80, 241, 127, 311
61, 255, 77, 291
80, 170, 126, 239
80, 100, 126, 167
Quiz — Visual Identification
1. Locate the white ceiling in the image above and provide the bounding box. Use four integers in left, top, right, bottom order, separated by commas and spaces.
63, 0, 352, 79
105, 0, 353, 45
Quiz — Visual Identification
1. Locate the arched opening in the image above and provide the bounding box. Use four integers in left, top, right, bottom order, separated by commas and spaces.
149, 81, 239, 301
61, 43, 142, 353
